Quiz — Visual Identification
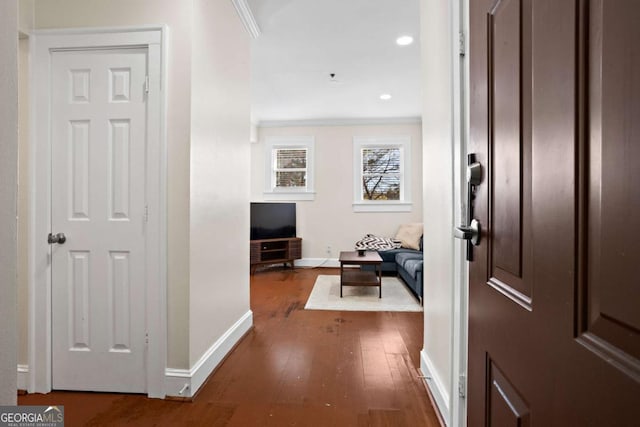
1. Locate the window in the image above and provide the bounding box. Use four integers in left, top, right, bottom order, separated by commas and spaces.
362, 147, 401, 200
264, 136, 315, 200
353, 136, 412, 212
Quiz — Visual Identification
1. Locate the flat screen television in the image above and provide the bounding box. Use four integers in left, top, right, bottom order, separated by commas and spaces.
250, 202, 296, 240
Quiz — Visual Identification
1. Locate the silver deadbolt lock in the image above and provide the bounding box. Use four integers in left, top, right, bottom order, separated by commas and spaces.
467, 162, 482, 186
48, 233, 66, 245
456, 154, 483, 261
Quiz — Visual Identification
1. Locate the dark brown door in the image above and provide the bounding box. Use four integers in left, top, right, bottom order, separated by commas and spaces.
468, 0, 639, 425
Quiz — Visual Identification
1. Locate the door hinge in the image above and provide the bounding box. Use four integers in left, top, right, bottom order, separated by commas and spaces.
144, 205, 149, 222
459, 32, 466, 56
144, 75, 150, 94
458, 374, 466, 398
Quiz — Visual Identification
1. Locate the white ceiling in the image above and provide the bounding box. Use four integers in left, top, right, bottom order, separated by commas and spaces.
247, 0, 422, 125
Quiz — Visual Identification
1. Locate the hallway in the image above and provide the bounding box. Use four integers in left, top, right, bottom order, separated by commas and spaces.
20, 267, 440, 426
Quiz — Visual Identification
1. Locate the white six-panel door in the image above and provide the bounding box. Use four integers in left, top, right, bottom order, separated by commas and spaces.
50, 48, 148, 393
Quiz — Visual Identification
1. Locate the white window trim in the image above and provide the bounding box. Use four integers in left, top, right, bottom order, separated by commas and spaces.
264, 136, 315, 201
353, 136, 412, 212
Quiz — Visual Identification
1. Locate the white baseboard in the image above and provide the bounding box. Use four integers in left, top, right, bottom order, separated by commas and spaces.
18, 310, 252, 399
165, 310, 253, 398
165, 368, 191, 398
421, 349, 450, 426
260, 257, 363, 269
17, 365, 29, 390
294, 258, 340, 268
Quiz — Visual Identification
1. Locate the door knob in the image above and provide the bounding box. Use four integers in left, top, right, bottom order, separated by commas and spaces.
455, 219, 481, 246
48, 232, 66, 245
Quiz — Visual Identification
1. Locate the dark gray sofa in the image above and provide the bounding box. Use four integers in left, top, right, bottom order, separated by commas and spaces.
362, 238, 423, 304
395, 251, 423, 303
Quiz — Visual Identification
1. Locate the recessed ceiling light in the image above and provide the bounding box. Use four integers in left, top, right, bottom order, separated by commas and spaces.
396, 35, 414, 46
380, 93, 392, 100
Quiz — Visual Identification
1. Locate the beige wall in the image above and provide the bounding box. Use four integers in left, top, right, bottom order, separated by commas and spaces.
17, 0, 35, 370
28, 0, 252, 373
16, 0, 33, 372
189, 0, 251, 366
32, 0, 193, 369
18, 0, 34, 33
17, 37, 30, 367
0, 0, 18, 405
251, 123, 423, 258
17, 0, 33, 369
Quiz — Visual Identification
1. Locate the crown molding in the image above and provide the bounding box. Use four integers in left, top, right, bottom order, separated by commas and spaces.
231, 0, 261, 39
257, 116, 422, 128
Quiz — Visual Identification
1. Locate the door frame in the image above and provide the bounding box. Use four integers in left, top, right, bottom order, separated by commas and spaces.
28, 26, 168, 398
451, 0, 470, 425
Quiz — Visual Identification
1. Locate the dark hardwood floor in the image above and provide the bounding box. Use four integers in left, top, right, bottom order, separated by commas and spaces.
19, 267, 441, 426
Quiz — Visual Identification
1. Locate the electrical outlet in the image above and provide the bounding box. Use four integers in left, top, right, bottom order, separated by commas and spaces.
326, 245, 332, 255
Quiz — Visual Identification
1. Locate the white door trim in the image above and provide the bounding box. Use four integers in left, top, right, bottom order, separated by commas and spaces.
28, 26, 168, 398
451, 0, 469, 424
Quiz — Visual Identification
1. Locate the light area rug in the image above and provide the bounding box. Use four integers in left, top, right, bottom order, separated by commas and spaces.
305, 275, 422, 312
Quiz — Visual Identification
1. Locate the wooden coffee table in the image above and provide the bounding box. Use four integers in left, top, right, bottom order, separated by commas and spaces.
339, 251, 383, 298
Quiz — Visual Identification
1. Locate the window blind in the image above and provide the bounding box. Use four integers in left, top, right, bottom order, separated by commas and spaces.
274, 148, 307, 188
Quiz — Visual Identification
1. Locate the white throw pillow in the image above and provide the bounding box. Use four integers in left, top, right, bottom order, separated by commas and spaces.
395, 223, 423, 250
